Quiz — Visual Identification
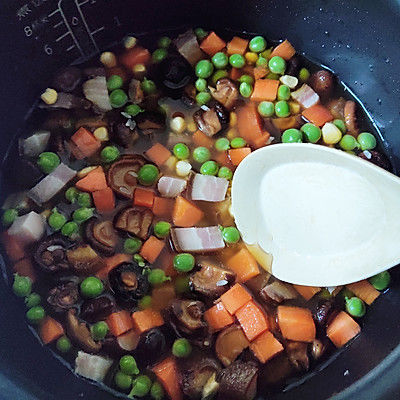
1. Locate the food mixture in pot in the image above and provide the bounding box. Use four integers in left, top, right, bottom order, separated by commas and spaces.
0, 29, 393, 400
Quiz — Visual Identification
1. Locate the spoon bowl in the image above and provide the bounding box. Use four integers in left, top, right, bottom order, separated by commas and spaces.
231, 143, 400, 286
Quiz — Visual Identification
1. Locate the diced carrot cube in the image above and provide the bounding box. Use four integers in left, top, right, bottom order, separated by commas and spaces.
172, 196, 204, 227
134, 187, 155, 208
145, 143, 172, 166
131, 309, 164, 334
107, 310, 134, 336
70, 127, 101, 159
250, 331, 284, 363
2, 232, 25, 262
200, 32, 226, 56
220, 283, 252, 315
13, 258, 36, 283
228, 148, 252, 166
93, 187, 115, 213
227, 36, 249, 55
120, 46, 151, 69
237, 103, 263, 145
270, 39, 296, 61
293, 285, 321, 301
235, 301, 269, 341
205, 302, 235, 332
226, 248, 260, 282
40, 317, 64, 344
302, 104, 333, 127
152, 196, 174, 219
251, 79, 280, 102
140, 236, 165, 264
230, 68, 243, 80
327, 311, 361, 348
76, 167, 108, 192
192, 130, 214, 148
277, 306, 316, 343
346, 280, 380, 305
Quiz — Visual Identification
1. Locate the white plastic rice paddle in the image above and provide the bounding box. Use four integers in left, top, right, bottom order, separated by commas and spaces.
231, 143, 400, 286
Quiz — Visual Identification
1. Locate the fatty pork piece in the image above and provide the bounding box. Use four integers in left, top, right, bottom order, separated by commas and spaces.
174, 30, 204, 65
75, 351, 113, 382
291, 84, 319, 109
157, 176, 187, 198
171, 226, 225, 252
191, 174, 229, 202
7, 211, 45, 244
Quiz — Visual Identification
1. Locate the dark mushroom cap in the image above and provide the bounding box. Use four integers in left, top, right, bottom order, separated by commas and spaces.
285, 341, 310, 371
309, 70, 334, 98
47, 280, 79, 313
80, 295, 116, 323
134, 327, 168, 366
111, 122, 139, 148
128, 78, 144, 104
114, 207, 153, 240
85, 219, 118, 256
34, 236, 71, 274
135, 111, 166, 135
66, 244, 105, 275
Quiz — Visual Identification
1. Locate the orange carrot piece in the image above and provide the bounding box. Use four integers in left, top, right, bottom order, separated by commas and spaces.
134, 187, 155, 208
200, 31, 226, 56
13, 258, 36, 283
172, 196, 204, 227
250, 331, 284, 363
192, 129, 214, 148
226, 248, 260, 282
70, 127, 101, 159
205, 302, 235, 332
251, 79, 280, 102
293, 285, 321, 301
228, 147, 252, 166
152, 196, 174, 219
271, 115, 301, 131
151, 282, 176, 311
153, 357, 183, 400
92, 187, 115, 214
235, 301, 269, 341
145, 143, 172, 166
230, 67, 243, 80
346, 280, 380, 305
237, 103, 263, 145
243, 65, 255, 76
327, 311, 361, 348
107, 310, 134, 337
120, 46, 151, 69
40, 317, 64, 344
227, 36, 249, 55
96, 253, 132, 280
253, 66, 268, 80
2, 232, 25, 262
76, 166, 108, 192
252, 132, 271, 149
214, 150, 233, 168
220, 283, 252, 315
158, 250, 177, 278
270, 39, 296, 60
277, 305, 316, 343
140, 236, 165, 263
302, 104, 333, 127
132, 309, 164, 334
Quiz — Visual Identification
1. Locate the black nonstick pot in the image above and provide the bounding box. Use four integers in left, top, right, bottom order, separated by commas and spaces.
1, 0, 400, 399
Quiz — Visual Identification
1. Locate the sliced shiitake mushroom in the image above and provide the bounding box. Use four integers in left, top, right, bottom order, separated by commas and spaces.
209, 78, 238, 110
66, 244, 105, 275
80, 296, 116, 323
47, 280, 79, 313
193, 104, 229, 137
107, 155, 146, 198
285, 341, 309, 371
34, 236, 71, 274
259, 281, 298, 304
114, 207, 153, 239
85, 219, 118, 256
169, 300, 207, 335
128, 78, 144, 104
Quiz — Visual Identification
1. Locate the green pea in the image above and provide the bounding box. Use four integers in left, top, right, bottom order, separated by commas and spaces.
120, 355, 139, 376
150, 381, 164, 400
215, 138, 230, 151
266, 72, 280, 80
211, 70, 228, 86
173, 253, 195, 273
345, 296, 366, 318
115, 371, 133, 391
282, 128, 303, 143
200, 160, 219, 175
2, 208, 18, 227
158, 36, 171, 49
212, 52, 229, 69
109, 89, 128, 108
369, 271, 390, 291
194, 28, 208, 41
141, 78, 157, 94
25, 292, 41, 308
77, 192, 92, 208
269, 56, 286, 74
124, 237, 142, 254
231, 137, 247, 148
154, 221, 171, 238
80, 276, 104, 298
65, 187, 79, 203
256, 57, 268, 67
174, 275, 191, 294
125, 104, 144, 117
301, 123, 321, 143
275, 100, 290, 118
260, 48, 272, 59
138, 164, 159, 186
239, 82, 253, 98
299, 67, 310, 82
195, 60, 214, 79
218, 166, 233, 180
333, 119, 347, 133
196, 91, 212, 106
238, 75, 254, 85
130, 375, 152, 397
249, 36, 267, 53
107, 75, 123, 91
195, 78, 207, 92
339, 134, 358, 151
90, 321, 109, 341
152, 48, 168, 63
222, 226, 240, 244
258, 101, 275, 117
138, 295, 152, 310
193, 147, 211, 163
73, 207, 94, 224
101, 146, 120, 163
148, 269, 170, 286
357, 132, 377, 151
278, 85, 291, 101
48, 210, 66, 231
134, 254, 145, 267
229, 54, 245, 68
26, 306, 45, 324
172, 338, 192, 358
37, 152, 60, 174
173, 143, 190, 160
13, 274, 32, 297
56, 336, 72, 353
61, 221, 79, 237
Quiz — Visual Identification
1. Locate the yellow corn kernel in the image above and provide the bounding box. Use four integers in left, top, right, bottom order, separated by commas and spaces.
186, 120, 197, 133
132, 64, 146, 80
322, 122, 342, 145
123, 36, 137, 49
40, 88, 58, 105
100, 51, 117, 68
229, 112, 237, 127
165, 155, 178, 171
226, 128, 237, 140
170, 116, 186, 134
77, 166, 98, 179
261, 48, 273, 59
176, 160, 192, 177
289, 101, 301, 115
93, 127, 109, 142
41, 209, 52, 219
245, 52, 258, 65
